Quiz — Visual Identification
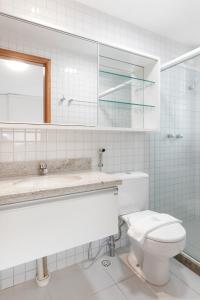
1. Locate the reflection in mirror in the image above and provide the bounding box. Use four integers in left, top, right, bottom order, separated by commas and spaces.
54, 35, 98, 126
0, 58, 44, 123
0, 15, 98, 126
0, 47, 51, 124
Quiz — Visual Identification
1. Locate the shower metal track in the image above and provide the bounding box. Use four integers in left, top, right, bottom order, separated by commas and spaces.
176, 253, 200, 276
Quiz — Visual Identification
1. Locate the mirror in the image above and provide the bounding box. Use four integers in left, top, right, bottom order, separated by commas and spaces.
0, 48, 51, 123
0, 15, 98, 126
0, 15, 159, 130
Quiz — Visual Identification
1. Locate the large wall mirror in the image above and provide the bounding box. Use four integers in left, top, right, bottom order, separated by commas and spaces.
0, 14, 98, 126
0, 14, 159, 130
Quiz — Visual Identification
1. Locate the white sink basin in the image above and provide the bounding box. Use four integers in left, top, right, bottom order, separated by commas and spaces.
13, 174, 82, 190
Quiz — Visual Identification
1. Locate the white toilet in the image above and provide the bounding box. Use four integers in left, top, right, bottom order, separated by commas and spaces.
116, 172, 186, 286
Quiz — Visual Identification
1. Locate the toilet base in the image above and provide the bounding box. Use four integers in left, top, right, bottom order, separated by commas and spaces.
143, 251, 170, 286
128, 251, 170, 286
127, 253, 145, 279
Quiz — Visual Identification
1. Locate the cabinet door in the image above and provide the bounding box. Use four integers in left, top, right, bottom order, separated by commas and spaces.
0, 188, 118, 270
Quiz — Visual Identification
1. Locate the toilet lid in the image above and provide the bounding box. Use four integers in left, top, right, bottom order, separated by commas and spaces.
147, 223, 186, 243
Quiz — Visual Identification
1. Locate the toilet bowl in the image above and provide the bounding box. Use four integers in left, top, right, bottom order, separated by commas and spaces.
116, 172, 186, 286
122, 211, 186, 285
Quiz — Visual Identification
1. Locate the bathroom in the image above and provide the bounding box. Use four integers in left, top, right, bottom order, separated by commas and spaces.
0, 0, 200, 299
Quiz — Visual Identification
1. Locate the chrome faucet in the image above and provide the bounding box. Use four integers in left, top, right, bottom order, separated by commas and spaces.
39, 162, 48, 175
98, 148, 106, 171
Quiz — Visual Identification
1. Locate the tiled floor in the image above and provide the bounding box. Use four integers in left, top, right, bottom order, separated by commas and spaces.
183, 216, 200, 262
0, 252, 200, 300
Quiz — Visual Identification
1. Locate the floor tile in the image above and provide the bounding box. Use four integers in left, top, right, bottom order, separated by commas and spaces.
85, 285, 127, 300
46, 266, 93, 300
78, 260, 115, 292
1, 252, 200, 300
0, 280, 50, 300
47, 261, 114, 300
99, 255, 133, 283
118, 275, 158, 299
151, 273, 200, 300
170, 259, 200, 295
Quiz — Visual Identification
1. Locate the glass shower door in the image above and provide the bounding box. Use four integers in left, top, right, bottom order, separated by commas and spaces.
153, 54, 200, 262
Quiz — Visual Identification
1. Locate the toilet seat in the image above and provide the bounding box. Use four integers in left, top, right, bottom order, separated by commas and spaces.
147, 223, 185, 243
122, 210, 186, 244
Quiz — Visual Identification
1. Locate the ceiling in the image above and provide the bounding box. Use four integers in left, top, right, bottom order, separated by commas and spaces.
76, 0, 200, 47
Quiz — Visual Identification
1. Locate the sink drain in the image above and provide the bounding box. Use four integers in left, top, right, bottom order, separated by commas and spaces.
101, 259, 111, 267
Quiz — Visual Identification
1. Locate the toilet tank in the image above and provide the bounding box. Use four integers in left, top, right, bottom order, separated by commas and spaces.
115, 172, 149, 215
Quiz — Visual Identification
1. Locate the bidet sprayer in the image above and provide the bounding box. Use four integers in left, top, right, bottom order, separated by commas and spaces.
98, 148, 106, 171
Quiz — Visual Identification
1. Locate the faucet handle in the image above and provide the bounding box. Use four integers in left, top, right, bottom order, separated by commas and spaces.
39, 162, 48, 175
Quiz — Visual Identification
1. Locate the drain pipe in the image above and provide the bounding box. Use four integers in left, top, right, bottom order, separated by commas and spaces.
108, 220, 125, 257
36, 257, 50, 287
108, 236, 115, 257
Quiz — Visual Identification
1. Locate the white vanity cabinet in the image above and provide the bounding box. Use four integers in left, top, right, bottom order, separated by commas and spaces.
0, 188, 118, 270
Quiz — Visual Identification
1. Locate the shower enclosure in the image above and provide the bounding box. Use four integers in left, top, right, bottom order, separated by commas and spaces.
153, 47, 200, 266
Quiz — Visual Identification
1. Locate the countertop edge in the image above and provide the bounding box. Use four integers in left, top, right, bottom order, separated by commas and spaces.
0, 179, 122, 206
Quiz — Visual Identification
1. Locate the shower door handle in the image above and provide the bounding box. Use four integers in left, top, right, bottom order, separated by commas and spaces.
176, 134, 183, 139
167, 134, 175, 138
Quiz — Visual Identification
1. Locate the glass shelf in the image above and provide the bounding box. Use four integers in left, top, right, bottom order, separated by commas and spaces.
99, 99, 155, 107
99, 70, 155, 87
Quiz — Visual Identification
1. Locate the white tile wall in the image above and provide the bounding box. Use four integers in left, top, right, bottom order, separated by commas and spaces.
0, 0, 193, 290
0, 128, 147, 172
0, 0, 189, 62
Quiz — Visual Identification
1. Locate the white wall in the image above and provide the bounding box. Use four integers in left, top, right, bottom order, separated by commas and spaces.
0, 0, 191, 290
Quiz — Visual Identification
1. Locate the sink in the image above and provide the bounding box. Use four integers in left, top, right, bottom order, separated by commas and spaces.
14, 174, 82, 190
46, 175, 82, 182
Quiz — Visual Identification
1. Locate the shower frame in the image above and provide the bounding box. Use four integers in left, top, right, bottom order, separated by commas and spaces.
161, 46, 200, 274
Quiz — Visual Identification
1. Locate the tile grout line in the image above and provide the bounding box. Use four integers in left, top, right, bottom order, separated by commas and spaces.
82, 283, 118, 300
170, 267, 200, 296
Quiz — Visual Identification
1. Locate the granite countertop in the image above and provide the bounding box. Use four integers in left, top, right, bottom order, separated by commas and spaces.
0, 171, 122, 206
